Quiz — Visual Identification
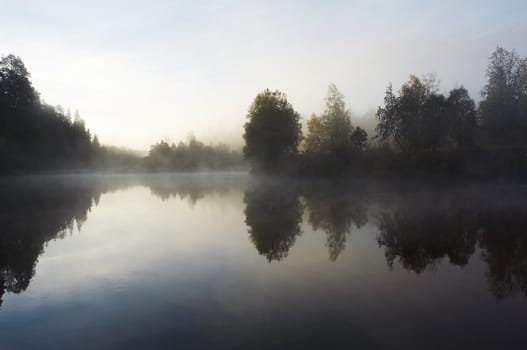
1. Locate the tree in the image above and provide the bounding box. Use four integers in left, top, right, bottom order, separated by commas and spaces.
0, 54, 103, 172
146, 137, 243, 171
148, 141, 174, 170
303, 84, 355, 155
376, 75, 448, 153
243, 89, 302, 171
0, 54, 39, 109
446, 87, 477, 150
303, 113, 327, 154
324, 84, 354, 154
350, 126, 368, 151
92, 135, 101, 149
479, 46, 527, 145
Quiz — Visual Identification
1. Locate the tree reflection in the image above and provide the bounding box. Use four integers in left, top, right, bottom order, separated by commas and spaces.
478, 210, 527, 300
144, 174, 245, 206
2, 175, 527, 306
375, 193, 527, 300
376, 206, 477, 273
244, 183, 302, 262
0, 174, 242, 307
0, 177, 102, 306
303, 186, 368, 261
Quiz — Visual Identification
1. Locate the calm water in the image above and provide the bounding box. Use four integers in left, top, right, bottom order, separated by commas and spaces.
1, 173, 527, 350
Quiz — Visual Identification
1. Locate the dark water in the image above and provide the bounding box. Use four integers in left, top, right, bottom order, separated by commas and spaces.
1, 173, 527, 350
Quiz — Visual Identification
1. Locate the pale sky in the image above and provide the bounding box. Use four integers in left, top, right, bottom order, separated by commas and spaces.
2, 0, 526, 150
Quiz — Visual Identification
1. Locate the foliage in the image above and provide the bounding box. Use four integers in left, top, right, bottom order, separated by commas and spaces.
0, 54, 98, 173
446, 87, 477, 149
376, 75, 477, 154
479, 46, 527, 145
376, 75, 438, 152
4, 46, 527, 178
147, 136, 243, 171
350, 126, 368, 151
243, 89, 302, 171
93, 145, 143, 171
303, 84, 356, 155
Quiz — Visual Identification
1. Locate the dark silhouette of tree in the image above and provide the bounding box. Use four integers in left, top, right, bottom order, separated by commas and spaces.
243, 90, 302, 172
244, 184, 302, 262
350, 126, 368, 151
5, 47, 527, 177
376, 75, 444, 153
0, 54, 39, 109
0, 54, 100, 173
479, 47, 527, 145
446, 87, 477, 150
420, 93, 449, 151
375, 75, 479, 157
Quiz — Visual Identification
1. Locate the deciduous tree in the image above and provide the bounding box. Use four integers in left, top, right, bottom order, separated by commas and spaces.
243, 89, 302, 171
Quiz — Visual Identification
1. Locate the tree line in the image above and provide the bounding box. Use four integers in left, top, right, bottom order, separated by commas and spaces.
243, 46, 527, 178
2, 46, 526, 177
0, 54, 100, 172
0, 54, 243, 173
146, 137, 243, 171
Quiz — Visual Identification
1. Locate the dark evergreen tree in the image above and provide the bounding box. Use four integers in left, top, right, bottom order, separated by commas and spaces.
0, 54, 99, 172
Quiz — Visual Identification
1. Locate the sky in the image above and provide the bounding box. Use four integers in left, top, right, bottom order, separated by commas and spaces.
1, 0, 527, 150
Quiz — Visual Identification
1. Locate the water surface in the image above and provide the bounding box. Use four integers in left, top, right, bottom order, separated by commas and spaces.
0, 173, 526, 349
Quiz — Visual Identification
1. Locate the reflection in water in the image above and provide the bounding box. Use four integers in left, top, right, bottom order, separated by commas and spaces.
243, 181, 369, 262
479, 210, 527, 300
1, 174, 527, 311
0, 177, 101, 306
376, 203, 477, 273
145, 173, 246, 205
242, 180, 527, 300
376, 191, 527, 300
244, 183, 302, 262
0, 173, 244, 306
303, 186, 368, 261
0, 175, 525, 349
